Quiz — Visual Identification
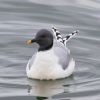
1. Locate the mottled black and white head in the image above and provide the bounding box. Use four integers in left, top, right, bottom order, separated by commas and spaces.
27, 29, 53, 51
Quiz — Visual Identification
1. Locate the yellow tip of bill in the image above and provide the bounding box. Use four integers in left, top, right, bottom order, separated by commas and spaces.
26, 39, 32, 45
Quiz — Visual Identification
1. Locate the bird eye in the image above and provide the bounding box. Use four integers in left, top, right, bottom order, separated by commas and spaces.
41, 35, 46, 38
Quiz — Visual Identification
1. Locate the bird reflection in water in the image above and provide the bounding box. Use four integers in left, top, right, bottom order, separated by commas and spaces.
27, 75, 74, 100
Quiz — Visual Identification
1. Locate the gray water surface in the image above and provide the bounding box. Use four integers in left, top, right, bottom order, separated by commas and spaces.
0, 0, 100, 100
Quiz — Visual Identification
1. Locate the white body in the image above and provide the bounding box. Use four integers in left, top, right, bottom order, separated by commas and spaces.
26, 49, 75, 80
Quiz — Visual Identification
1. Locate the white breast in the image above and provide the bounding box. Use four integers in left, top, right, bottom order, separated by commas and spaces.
26, 49, 62, 80
26, 49, 75, 80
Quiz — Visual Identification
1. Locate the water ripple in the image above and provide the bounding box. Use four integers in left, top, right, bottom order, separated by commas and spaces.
0, 0, 100, 99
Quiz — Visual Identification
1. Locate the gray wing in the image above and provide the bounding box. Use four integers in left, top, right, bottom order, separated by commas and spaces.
53, 41, 71, 70
28, 44, 39, 69
29, 53, 37, 70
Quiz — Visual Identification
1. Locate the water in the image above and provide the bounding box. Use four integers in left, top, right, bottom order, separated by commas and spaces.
0, 0, 100, 99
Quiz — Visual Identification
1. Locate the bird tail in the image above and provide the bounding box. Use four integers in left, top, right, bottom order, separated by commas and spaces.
63, 30, 79, 46
52, 26, 79, 46
52, 27, 64, 44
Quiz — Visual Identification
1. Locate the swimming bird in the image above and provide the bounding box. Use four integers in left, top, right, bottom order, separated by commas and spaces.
26, 28, 78, 80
